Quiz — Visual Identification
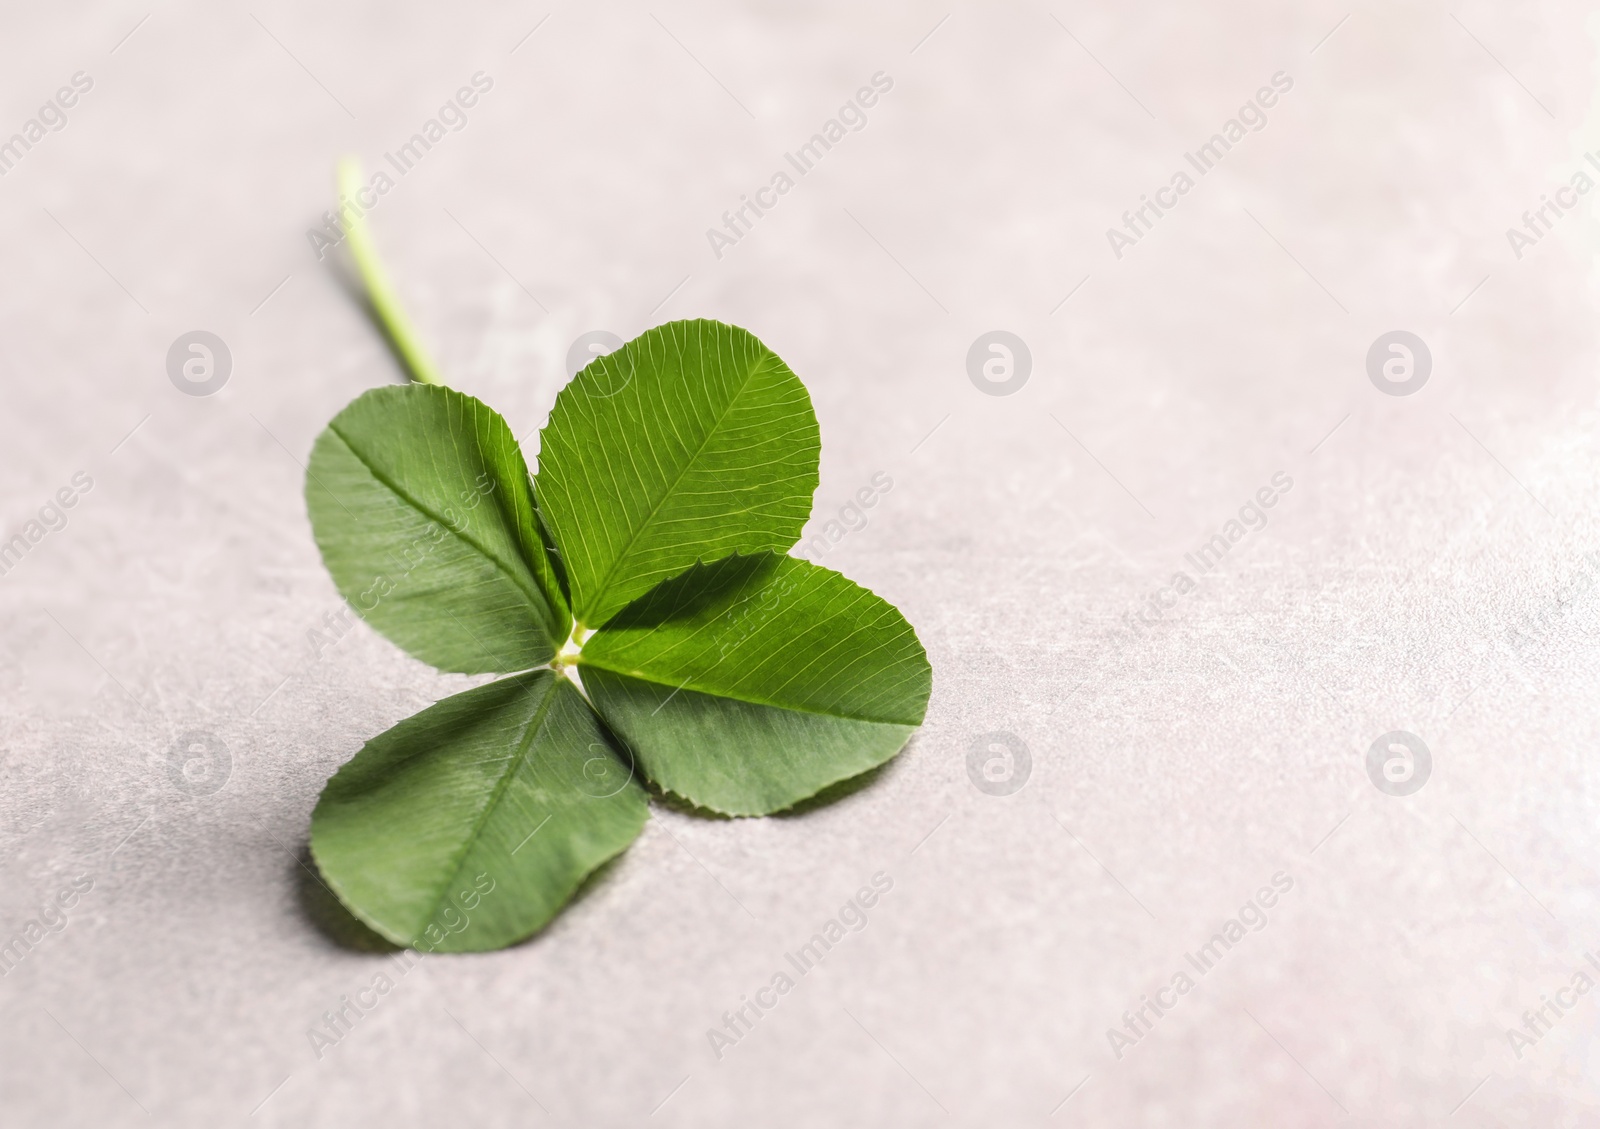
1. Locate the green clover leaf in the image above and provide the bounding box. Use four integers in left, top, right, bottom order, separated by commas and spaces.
302, 175, 930, 950
536, 318, 821, 630
579, 553, 930, 816
307, 383, 568, 673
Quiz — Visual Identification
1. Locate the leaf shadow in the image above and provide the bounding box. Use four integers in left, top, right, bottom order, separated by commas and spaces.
602, 552, 781, 631
291, 834, 642, 956
292, 844, 401, 954
638, 758, 897, 822
329, 245, 417, 387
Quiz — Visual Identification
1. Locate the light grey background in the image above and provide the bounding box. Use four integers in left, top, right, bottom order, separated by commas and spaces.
2, 2, 1599, 1125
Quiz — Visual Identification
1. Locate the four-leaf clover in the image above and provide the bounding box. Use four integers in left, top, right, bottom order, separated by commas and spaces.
304, 319, 931, 952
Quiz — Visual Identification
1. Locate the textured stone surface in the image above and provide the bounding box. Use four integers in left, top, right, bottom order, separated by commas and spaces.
2, 3, 1599, 1125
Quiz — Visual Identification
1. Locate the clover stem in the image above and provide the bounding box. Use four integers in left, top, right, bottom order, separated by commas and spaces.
337, 157, 445, 387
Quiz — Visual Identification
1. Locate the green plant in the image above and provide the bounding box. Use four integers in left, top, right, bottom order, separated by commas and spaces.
302, 166, 931, 952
